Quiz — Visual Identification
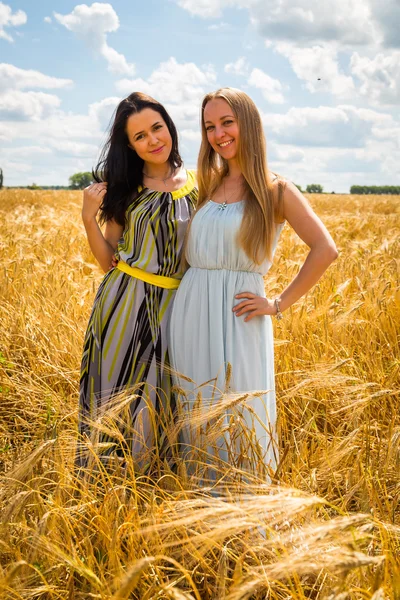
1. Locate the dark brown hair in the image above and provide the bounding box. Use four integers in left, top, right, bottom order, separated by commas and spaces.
93, 92, 183, 225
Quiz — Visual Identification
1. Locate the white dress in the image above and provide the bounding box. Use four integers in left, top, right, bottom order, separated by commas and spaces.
169, 199, 284, 480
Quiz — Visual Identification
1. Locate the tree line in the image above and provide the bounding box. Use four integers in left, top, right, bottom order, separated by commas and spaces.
0, 168, 399, 195
349, 185, 400, 195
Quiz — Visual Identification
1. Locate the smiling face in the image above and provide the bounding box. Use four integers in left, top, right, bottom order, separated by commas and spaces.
126, 108, 173, 164
203, 98, 239, 161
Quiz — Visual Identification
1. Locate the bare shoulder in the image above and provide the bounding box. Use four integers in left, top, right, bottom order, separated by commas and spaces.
277, 179, 310, 207
280, 180, 321, 227
270, 173, 289, 194
270, 174, 288, 221
276, 180, 338, 255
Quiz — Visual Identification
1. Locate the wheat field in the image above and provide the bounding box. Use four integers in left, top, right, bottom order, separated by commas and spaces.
0, 188, 399, 599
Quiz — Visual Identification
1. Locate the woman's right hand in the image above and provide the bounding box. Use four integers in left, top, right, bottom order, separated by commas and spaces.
82, 182, 107, 223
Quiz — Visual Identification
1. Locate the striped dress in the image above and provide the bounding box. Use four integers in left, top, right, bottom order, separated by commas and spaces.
78, 170, 197, 466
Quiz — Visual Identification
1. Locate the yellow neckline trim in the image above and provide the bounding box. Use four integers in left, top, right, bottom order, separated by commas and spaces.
171, 169, 196, 199
138, 169, 196, 200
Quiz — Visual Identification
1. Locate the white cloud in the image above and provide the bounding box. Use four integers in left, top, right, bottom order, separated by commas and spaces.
369, 0, 400, 48
248, 68, 286, 104
0, 140, 97, 161
0, 107, 105, 185
116, 57, 217, 106
268, 141, 400, 192
0, 64, 73, 123
54, 3, 135, 76
224, 57, 249, 76
0, 2, 27, 42
0, 63, 73, 93
6, 145, 51, 157
0, 90, 61, 121
44, 16, 52, 24
269, 144, 305, 163
351, 51, 400, 105
249, 0, 377, 47
100, 44, 133, 77
180, 128, 201, 142
31, 113, 101, 142
176, 0, 400, 49
323, 149, 380, 173
0, 110, 101, 144
275, 43, 355, 97
48, 140, 99, 157
176, 0, 234, 19
262, 105, 394, 148
372, 123, 400, 143
0, 159, 32, 174
0, 122, 13, 141
166, 101, 202, 137
208, 21, 231, 31
89, 96, 121, 130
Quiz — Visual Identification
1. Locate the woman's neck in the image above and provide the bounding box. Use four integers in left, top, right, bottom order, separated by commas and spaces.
226, 159, 242, 179
143, 161, 174, 179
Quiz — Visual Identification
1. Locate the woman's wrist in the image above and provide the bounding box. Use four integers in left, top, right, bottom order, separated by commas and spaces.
273, 297, 283, 320
82, 213, 99, 228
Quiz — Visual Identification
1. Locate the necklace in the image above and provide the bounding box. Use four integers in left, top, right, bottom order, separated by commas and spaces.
218, 176, 243, 211
142, 167, 175, 187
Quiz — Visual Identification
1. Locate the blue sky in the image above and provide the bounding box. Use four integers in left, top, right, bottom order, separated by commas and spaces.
1, 0, 399, 191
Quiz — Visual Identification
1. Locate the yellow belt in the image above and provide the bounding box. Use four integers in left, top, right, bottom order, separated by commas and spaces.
116, 261, 181, 290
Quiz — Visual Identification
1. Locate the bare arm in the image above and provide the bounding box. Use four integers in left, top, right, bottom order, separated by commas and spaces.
278, 181, 338, 312
234, 181, 338, 321
82, 183, 124, 273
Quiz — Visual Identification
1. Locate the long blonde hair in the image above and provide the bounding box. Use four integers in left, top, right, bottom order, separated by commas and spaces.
197, 87, 284, 264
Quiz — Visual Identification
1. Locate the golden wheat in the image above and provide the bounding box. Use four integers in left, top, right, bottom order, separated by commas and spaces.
0, 189, 399, 599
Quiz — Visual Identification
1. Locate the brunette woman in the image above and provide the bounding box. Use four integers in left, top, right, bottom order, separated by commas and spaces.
78, 92, 197, 467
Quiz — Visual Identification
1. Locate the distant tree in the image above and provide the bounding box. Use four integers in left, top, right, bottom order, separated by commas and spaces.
350, 185, 400, 195
69, 171, 93, 190
306, 184, 324, 193
293, 183, 303, 192
0, 168, 3, 189
27, 183, 41, 190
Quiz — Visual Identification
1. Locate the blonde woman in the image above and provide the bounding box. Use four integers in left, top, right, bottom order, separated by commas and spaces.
168, 88, 338, 478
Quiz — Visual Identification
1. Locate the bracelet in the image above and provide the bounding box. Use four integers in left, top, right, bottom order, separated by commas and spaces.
274, 297, 283, 320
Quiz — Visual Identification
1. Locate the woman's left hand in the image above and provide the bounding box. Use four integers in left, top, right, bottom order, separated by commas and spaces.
109, 254, 118, 270
233, 293, 276, 322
